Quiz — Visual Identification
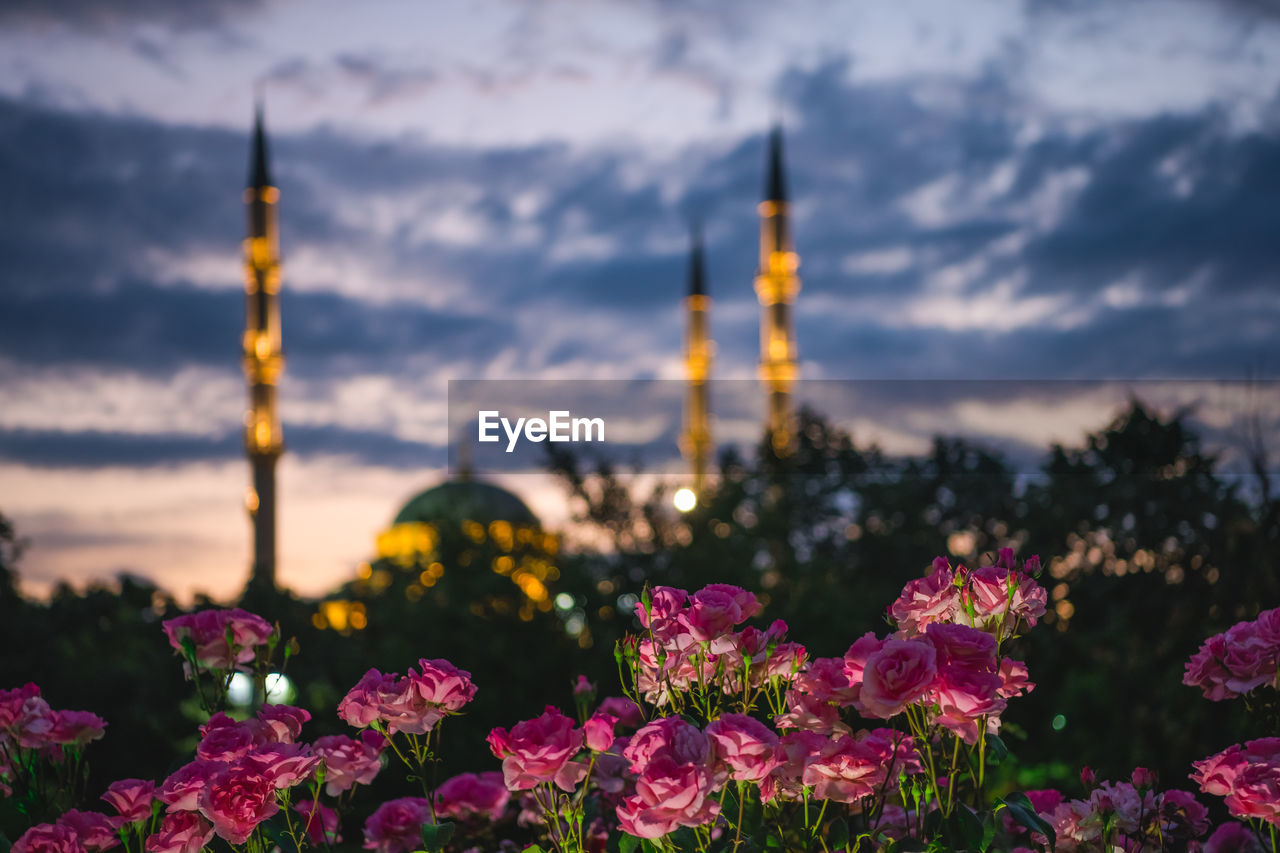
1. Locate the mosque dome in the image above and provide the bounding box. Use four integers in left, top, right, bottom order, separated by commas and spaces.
391, 480, 539, 529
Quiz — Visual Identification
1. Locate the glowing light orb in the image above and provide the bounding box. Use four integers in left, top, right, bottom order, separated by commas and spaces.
227, 672, 296, 707
673, 488, 697, 512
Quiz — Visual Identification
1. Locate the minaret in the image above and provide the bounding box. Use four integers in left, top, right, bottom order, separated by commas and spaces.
754, 125, 800, 455
242, 103, 284, 593
680, 224, 714, 495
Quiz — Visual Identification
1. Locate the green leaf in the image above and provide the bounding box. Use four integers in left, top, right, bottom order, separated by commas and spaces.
618, 835, 641, 853
952, 804, 985, 851
828, 817, 850, 850
667, 827, 698, 851
1001, 792, 1056, 850
740, 784, 764, 837
986, 733, 1009, 763
980, 811, 997, 851
522, 847, 548, 853
419, 821, 455, 852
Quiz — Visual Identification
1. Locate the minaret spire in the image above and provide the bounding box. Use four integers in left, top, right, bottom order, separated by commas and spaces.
681, 222, 714, 495
243, 102, 284, 594
754, 124, 800, 456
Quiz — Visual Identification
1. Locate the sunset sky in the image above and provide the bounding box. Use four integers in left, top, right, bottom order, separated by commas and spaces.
2, 0, 1279, 600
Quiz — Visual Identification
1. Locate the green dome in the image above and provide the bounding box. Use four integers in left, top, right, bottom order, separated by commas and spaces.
391, 480, 539, 528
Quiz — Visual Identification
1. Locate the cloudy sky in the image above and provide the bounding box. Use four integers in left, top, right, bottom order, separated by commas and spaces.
2, 0, 1279, 600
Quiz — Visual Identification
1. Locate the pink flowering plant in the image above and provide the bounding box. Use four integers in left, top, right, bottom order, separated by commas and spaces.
1185, 606, 1280, 850
161, 608, 296, 713
0, 684, 107, 821
7, 567, 1280, 853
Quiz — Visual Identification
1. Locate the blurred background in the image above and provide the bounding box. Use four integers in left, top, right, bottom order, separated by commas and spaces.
1, 0, 1279, 831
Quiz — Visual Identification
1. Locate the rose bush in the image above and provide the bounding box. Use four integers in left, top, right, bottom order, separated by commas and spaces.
4, 549, 1278, 852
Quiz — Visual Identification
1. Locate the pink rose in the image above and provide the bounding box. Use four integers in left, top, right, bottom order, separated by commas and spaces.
890, 561, 960, 635
597, 697, 644, 729
964, 566, 1047, 634
12, 824, 84, 853
434, 771, 510, 822
408, 659, 477, 712
257, 705, 310, 743
763, 642, 808, 682
573, 675, 595, 699
313, 734, 383, 795
843, 632, 883, 683
339, 659, 476, 736
143, 812, 214, 853
774, 689, 848, 737
409, 655, 476, 712
860, 729, 924, 778
162, 609, 274, 671
616, 756, 721, 839
101, 778, 156, 823
293, 801, 341, 845
0, 684, 41, 723
1222, 622, 1276, 695
158, 760, 225, 812
1159, 789, 1210, 839
926, 623, 1005, 742
1130, 767, 1157, 789
591, 742, 635, 795
4, 692, 55, 749
223, 609, 275, 648
794, 657, 860, 707
1204, 822, 1265, 853
240, 743, 319, 789
197, 766, 278, 844
487, 706, 586, 792
1194, 745, 1249, 797
1224, 761, 1280, 825
770, 731, 831, 801
1088, 780, 1150, 835
1254, 608, 1280, 651
801, 735, 885, 803
1185, 633, 1236, 701
997, 658, 1035, 699
705, 714, 779, 783
623, 717, 710, 774
966, 566, 1016, 620
678, 585, 757, 648
927, 622, 998, 670
1026, 789, 1063, 817
362, 797, 431, 853
584, 712, 619, 752
196, 717, 259, 762
636, 586, 689, 640
857, 638, 938, 719
56, 812, 119, 852
338, 669, 395, 728
48, 711, 107, 747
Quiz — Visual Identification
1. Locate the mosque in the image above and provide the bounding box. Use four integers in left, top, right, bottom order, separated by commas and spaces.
236, 108, 801, 627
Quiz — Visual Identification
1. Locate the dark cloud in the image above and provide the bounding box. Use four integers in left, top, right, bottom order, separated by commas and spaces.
260, 54, 441, 106
2, 51, 1279, 481
1020, 112, 1280, 299
0, 278, 512, 379
0, 424, 442, 469
0, 0, 268, 31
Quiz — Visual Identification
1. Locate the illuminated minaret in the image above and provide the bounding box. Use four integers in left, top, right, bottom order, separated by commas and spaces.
242, 103, 284, 593
754, 125, 800, 455
680, 224, 714, 495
